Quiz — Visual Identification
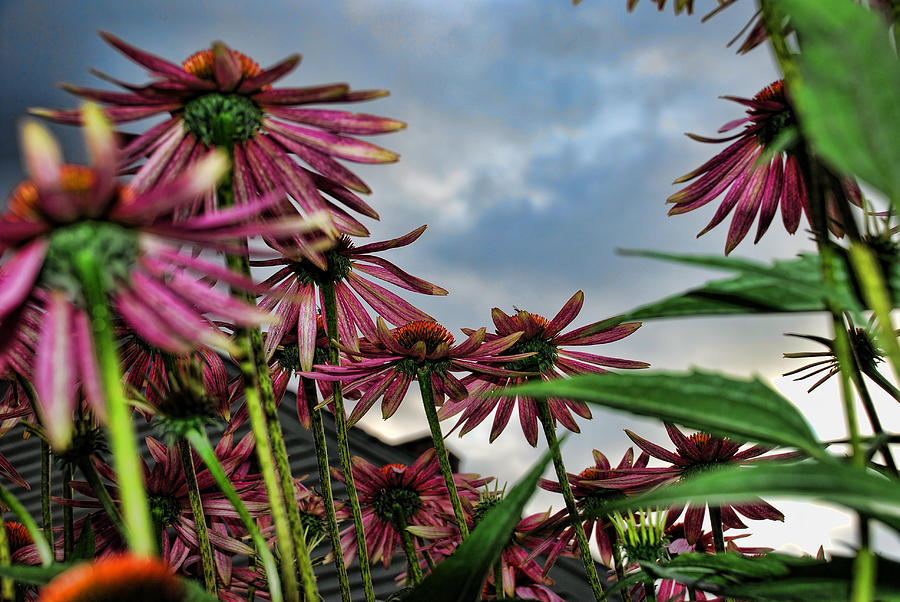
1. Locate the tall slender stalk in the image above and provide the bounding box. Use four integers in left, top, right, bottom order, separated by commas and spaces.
74, 252, 154, 556
416, 373, 469, 539
605, 525, 632, 602
219, 164, 317, 602
321, 281, 376, 602
534, 395, 605, 601
76, 457, 125, 537
40, 441, 52, 549
0, 519, 12, 601
709, 506, 726, 554
185, 428, 283, 602
62, 463, 74, 560
302, 376, 351, 602
393, 505, 423, 586
229, 345, 300, 602
178, 439, 217, 595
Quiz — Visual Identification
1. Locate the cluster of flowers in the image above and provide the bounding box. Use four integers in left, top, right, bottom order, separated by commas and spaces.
0, 3, 853, 597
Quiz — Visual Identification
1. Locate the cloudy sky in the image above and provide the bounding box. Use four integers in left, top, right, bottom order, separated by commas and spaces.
3, 0, 897, 559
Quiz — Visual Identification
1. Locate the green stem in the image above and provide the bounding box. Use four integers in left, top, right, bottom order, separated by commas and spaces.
178, 439, 217, 595
221, 162, 315, 600
62, 463, 74, 560
76, 457, 126, 539
759, 0, 799, 86
533, 396, 604, 601
846, 356, 898, 475
709, 506, 726, 554
862, 364, 900, 404
229, 338, 300, 602
74, 252, 155, 556
0, 518, 12, 601
185, 428, 283, 602
393, 505, 423, 586
302, 377, 351, 602
852, 516, 875, 602
643, 580, 657, 602
849, 243, 900, 406
416, 373, 469, 539
321, 281, 376, 602
493, 560, 505, 599
606, 525, 632, 602
40, 441, 52, 549
0, 485, 52, 566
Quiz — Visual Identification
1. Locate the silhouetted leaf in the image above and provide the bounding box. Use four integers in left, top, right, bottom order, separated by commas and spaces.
508, 370, 825, 459
404, 440, 559, 602
784, 0, 900, 205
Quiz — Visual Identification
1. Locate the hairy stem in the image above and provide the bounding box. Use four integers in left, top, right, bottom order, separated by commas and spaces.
709, 506, 726, 554
606, 525, 632, 602
393, 504, 423, 586
40, 441, 52, 549
417, 373, 470, 539
0, 517, 12, 600
534, 395, 604, 601
179, 439, 217, 595
76, 457, 126, 539
302, 377, 351, 602
62, 463, 74, 560
321, 281, 376, 602
185, 428, 283, 602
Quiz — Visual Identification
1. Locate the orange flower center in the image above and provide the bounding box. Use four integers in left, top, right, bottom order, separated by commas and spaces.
577, 467, 603, 480
380, 463, 408, 477
753, 79, 785, 103
8, 165, 96, 219
510, 312, 550, 331
688, 432, 711, 447
4, 522, 31, 552
394, 321, 454, 351
182, 48, 261, 80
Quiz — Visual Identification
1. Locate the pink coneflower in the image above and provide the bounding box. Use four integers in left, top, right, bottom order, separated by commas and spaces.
62, 434, 264, 582
309, 318, 527, 426
332, 449, 487, 568
0, 105, 305, 448
537, 448, 670, 569
439, 291, 648, 447
626, 424, 786, 544
667, 80, 863, 254
33, 33, 405, 235
257, 225, 447, 371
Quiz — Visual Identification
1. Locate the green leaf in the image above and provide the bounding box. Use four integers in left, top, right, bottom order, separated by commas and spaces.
506, 370, 825, 459
642, 552, 900, 601
404, 440, 559, 602
182, 578, 222, 602
71, 519, 95, 561
0, 563, 70, 585
590, 461, 900, 532
619, 250, 861, 320
783, 0, 900, 205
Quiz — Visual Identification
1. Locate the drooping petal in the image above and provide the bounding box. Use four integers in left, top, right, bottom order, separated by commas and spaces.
34, 292, 76, 449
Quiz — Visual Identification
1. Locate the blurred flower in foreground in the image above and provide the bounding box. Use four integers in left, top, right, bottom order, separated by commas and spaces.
627, 424, 787, 544
37, 554, 184, 602
0, 105, 310, 448
667, 80, 862, 254
33, 33, 404, 235
440, 291, 648, 446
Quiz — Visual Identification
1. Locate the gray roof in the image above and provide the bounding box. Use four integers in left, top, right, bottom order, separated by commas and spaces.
0, 386, 598, 600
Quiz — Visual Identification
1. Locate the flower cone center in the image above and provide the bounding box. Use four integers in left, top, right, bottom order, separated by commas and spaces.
394, 321, 455, 353
183, 93, 262, 147
372, 486, 422, 523
182, 48, 261, 80
149, 493, 182, 529
42, 220, 138, 302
